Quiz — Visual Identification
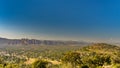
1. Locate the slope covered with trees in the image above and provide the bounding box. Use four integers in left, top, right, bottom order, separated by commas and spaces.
0, 43, 119, 68
61, 43, 120, 68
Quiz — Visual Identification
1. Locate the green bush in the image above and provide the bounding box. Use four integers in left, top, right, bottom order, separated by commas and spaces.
62, 52, 82, 66
32, 60, 49, 68
81, 65, 89, 68
6, 64, 19, 68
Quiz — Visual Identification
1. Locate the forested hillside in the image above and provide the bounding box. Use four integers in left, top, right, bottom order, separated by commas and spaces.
0, 43, 119, 68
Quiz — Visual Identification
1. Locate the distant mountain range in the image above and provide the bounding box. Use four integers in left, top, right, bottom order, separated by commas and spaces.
0, 37, 90, 46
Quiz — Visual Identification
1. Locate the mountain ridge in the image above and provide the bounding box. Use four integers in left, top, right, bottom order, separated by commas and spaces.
0, 37, 90, 46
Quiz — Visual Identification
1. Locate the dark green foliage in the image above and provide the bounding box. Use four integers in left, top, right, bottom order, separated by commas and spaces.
81, 65, 89, 68
32, 60, 48, 68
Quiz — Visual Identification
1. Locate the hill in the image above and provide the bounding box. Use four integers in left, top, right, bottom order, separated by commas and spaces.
81, 43, 120, 52
61, 43, 120, 68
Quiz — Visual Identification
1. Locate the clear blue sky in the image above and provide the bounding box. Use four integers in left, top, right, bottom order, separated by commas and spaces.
0, 0, 120, 42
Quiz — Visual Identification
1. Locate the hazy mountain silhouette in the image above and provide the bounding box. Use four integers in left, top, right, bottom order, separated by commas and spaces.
0, 37, 90, 46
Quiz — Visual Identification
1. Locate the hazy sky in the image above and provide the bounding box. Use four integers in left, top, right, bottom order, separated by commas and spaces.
0, 0, 120, 42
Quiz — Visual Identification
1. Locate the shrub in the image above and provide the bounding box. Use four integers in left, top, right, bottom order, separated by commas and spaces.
81, 65, 89, 68
32, 60, 49, 68
62, 52, 82, 65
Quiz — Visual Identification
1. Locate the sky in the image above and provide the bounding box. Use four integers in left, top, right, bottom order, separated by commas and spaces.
0, 0, 120, 42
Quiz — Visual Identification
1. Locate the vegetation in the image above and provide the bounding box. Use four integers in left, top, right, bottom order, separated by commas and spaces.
32, 60, 49, 68
0, 43, 119, 68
